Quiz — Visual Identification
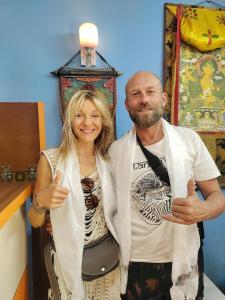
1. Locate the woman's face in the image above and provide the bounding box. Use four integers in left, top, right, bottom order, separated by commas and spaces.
72, 99, 102, 145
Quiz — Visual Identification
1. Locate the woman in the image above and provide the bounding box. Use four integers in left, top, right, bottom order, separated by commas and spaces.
28, 90, 120, 300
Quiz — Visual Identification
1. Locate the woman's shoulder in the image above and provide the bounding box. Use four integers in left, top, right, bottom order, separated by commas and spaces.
42, 148, 59, 171
42, 147, 59, 157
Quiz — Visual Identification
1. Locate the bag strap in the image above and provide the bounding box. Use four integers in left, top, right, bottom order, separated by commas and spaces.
44, 239, 61, 300
84, 231, 117, 249
136, 135, 170, 186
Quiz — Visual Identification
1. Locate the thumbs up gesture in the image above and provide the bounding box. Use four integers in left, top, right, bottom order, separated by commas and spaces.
54, 170, 61, 185
34, 170, 69, 209
163, 179, 209, 224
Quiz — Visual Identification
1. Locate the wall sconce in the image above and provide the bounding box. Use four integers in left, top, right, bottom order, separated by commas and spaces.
51, 22, 122, 126
79, 22, 98, 67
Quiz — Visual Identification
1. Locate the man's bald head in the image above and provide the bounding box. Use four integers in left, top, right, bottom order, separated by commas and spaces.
125, 71, 163, 98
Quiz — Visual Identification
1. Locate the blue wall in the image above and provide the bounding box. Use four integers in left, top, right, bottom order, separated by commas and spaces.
1, 0, 225, 293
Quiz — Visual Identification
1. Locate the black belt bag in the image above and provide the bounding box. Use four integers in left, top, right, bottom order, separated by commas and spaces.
82, 231, 120, 281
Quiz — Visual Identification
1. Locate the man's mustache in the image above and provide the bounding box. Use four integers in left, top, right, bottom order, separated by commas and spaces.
136, 103, 154, 111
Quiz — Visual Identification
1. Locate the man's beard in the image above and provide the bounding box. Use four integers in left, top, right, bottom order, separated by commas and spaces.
128, 103, 163, 128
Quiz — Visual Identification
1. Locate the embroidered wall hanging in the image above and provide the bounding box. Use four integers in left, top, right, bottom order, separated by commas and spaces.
51, 51, 122, 133
164, 3, 225, 186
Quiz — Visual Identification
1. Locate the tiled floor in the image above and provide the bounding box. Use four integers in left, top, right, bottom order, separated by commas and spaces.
204, 274, 225, 300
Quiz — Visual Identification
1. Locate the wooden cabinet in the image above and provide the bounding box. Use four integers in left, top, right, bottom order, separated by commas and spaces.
0, 102, 45, 172
0, 102, 47, 300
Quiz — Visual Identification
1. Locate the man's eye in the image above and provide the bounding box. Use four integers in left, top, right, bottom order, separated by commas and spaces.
146, 89, 154, 94
92, 114, 100, 118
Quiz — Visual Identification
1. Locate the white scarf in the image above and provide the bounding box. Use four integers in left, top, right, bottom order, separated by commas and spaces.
110, 119, 200, 300
49, 150, 118, 300
162, 120, 200, 300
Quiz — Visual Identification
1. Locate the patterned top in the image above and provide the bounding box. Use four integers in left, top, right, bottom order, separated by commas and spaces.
43, 148, 108, 243
81, 171, 108, 245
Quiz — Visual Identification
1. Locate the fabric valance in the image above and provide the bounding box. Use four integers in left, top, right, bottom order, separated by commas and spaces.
168, 5, 225, 51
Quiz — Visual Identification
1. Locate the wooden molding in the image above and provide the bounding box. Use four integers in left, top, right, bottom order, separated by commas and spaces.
13, 265, 29, 300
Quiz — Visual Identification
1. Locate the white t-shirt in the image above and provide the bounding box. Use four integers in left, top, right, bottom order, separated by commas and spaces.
130, 133, 220, 263
130, 137, 174, 262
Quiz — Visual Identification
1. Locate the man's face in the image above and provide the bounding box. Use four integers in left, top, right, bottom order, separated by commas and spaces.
125, 73, 167, 128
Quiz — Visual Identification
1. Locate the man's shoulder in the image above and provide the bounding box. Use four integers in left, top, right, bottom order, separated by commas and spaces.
109, 131, 131, 153
163, 119, 198, 139
171, 125, 199, 140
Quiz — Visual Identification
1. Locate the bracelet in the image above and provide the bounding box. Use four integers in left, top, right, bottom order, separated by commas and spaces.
32, 194, 47, 214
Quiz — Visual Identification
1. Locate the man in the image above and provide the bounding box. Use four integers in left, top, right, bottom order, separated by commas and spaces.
109, 71, 225, 300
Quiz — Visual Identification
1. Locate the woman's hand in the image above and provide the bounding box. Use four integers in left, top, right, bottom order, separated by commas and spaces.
45, 213, 53, 235
35, 170, 69, 209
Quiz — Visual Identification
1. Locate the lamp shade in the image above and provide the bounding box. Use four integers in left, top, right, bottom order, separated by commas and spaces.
79, 23, 98, 48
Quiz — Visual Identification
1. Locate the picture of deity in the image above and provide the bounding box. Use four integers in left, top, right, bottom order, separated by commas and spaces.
178, 43, 225, 131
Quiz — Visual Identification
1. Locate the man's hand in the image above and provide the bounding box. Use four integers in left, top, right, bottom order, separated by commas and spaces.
163, 179, 210, 224
35, 170, 69, 209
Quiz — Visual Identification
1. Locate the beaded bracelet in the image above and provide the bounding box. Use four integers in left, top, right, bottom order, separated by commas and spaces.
32, 194, 47, 214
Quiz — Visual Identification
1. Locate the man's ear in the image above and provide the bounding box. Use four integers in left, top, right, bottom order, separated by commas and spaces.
162, 92, 168, 107
125, 98, 129, 111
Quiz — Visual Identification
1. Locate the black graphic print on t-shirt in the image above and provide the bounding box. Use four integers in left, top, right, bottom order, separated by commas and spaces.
131, 158, 172, 225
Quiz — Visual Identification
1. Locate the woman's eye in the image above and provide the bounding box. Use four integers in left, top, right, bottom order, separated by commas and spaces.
76, 113, 83, 118
93, 114, 100, 118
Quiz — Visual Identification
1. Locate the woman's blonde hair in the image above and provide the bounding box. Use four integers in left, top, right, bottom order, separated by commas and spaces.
58, 89, 114, 160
